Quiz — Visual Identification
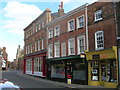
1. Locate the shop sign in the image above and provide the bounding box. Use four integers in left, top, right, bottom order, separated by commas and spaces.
92, 54, 100, 59
67, 79, 71, 84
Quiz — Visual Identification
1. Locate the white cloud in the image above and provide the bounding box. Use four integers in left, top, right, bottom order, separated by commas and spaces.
1, 1, 43, 61
3, 1, 43, 34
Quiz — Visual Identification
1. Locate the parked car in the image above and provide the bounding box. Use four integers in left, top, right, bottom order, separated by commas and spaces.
0, 79, 22, 90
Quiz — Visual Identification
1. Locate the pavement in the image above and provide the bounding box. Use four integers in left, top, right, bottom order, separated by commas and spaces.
17, 72, 106, 89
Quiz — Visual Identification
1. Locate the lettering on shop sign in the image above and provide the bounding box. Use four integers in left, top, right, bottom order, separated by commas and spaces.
92, 54, 100, 59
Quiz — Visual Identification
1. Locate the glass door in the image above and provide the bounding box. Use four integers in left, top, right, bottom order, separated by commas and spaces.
101, 63, 106, 86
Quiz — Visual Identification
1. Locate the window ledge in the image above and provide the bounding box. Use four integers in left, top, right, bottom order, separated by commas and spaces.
94, 18, 103, 23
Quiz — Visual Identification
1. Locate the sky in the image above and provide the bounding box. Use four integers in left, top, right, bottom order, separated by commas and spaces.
0, 0, 98, 62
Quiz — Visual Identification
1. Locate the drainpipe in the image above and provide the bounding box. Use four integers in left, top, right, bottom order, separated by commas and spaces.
113, 2, 120, 89
85, 3, 89, 51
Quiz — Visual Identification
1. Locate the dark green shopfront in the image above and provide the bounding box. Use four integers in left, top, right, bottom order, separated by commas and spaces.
47, 55, 88, 85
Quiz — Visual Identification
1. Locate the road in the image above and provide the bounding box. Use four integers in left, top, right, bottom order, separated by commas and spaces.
2, 69, 64, 88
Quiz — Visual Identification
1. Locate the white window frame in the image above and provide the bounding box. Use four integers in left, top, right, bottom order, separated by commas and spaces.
77, 35, 85, 54
94, 9, 102, 22
95, 31, 104, 50
68, 19, 75, 32
61, 42, 66, 57
68, 38, 75, 55
76, 15, 84, 29
54, 25, 60, 37
48, 44, 53, 58
48, 29, 53, 39
54, 42, 60, 57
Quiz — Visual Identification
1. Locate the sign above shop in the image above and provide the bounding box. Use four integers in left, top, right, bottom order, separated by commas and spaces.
92, 54, 100, 59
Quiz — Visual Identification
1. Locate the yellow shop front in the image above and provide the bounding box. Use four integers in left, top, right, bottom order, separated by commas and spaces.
85, 46, 118, 88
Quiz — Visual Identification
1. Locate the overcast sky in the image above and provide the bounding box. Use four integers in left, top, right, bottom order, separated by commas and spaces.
0, 0, 98, 62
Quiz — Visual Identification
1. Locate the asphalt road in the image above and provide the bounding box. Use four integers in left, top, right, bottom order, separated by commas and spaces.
2, 69, 64, 88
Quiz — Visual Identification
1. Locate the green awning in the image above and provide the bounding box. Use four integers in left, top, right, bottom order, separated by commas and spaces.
48, 56, 82, 61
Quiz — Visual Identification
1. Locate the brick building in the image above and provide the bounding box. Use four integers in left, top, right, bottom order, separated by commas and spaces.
23, 8, 51, 77
46, 4, 88, 84
23, 2, 65, 77
115, 1, 120, 88
85, 2, 118, 88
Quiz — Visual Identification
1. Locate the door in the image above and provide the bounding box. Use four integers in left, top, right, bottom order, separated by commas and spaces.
101, 64, 106, 86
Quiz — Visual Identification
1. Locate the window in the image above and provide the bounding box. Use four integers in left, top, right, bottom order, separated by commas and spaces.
77, 15, 84, 28
26, 59, 32, 71
77, 35, 85, 54
48, 44, 53, 58
68, 19, 75, 31
39, 23, 41, 30
54, 42, 60, 57
36, 24, 39, 32
38, 40, 40, 51
91, 61, 99, 81
34, 57, 42, 72
68, 38, 75, 55
42, 21, 44, 28
54, 25, 60, 37
49, 29, 53, 39
95, 31, 104, 50
42, 39, 44, 50
35, 41, 38, 51
61, 42, 66, 57
94, 10, 102, 21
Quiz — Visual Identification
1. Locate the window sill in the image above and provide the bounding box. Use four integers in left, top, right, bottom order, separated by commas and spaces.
94, 18, 103, 23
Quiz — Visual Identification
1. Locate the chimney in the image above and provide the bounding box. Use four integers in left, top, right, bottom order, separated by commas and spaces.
58, 1, 64, 17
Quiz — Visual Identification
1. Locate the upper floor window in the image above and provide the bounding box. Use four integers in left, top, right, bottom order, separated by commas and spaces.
94, 10, 102, 22
77, 15, 84, 28
54, 42, 60, 57
42, 21, 44, 28
42, 39, 44, 50
77, 35, 85, 54
48, 44, 53, 58
95, 31, 104, 50
68, 38, 75, 55
36, 24, 39, 32
61, 42, 66, 57
49, 29, 53, 39
54, 25, 60, 37
68, 19, 75, 32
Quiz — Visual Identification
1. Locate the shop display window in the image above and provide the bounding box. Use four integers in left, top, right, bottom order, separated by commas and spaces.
106, 60, 117, 83
91, 61, 99, 81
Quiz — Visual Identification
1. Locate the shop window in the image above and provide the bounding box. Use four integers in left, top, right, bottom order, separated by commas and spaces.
73, 63, 86, 80
34, 57, 42, 72
91, 61, 99, 81
106, 60, 117, 83
26, 59, 32, 71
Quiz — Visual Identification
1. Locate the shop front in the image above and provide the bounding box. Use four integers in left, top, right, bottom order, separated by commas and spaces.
85, 46, 118, 88
47, 55, 88, 85
23, 51, 47, 77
